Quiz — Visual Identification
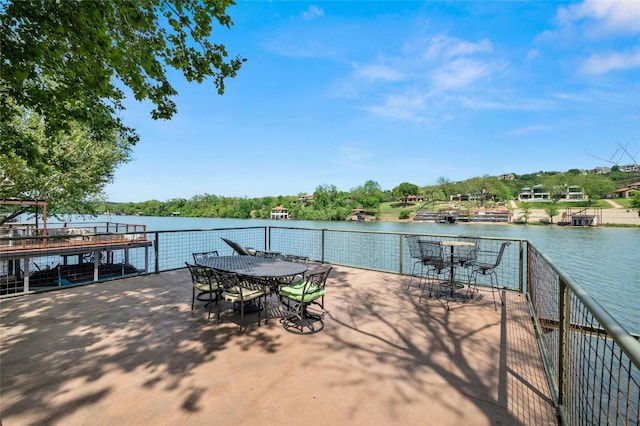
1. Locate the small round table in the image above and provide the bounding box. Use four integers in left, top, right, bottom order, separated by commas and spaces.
438, 241, 476, 303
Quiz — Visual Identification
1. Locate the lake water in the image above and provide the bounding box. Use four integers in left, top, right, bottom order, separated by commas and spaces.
63, 215, 639, 333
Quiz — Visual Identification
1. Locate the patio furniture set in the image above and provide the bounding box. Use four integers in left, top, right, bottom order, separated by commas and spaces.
186, 239, 331, 335
405, 235, 510, 310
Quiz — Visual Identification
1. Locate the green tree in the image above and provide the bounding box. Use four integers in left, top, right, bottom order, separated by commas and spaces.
520, 203, 531, 224
392, 182, 419, 206
544, 204, 559, 224
0, 109, 131, 224
1, 0, 245, 162
437, 177, 452, 202
313, 185, 338, 209
1, 0, 244, 222
579, 174, 615, 206
630, 191, 640, 217
542, 175, 569, 204
354, 180, 383, 210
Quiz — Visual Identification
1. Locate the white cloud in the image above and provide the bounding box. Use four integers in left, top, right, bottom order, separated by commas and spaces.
557, 0, 640, 36
526, 49, 541, 61
353, 64, 405, 82
367, 93, 426, 122
430, 58, 494, 92
507, 124, 549, 136
423, 35, 493, 60
302, 5, 324, 20
579, 48, 640, 74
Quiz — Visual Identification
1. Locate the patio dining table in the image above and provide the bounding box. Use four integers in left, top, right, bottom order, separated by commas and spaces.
196, 255, 307, 281
196, 255, 308, 314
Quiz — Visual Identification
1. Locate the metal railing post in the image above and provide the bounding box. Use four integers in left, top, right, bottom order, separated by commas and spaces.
518, 240, 524, 293
321, 229, 326, 263
558, 277, 570, 419
399, 233, 404, 275
154, 232, 159, 274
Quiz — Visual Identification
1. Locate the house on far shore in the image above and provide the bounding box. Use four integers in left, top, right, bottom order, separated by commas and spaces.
517, 184, 550, 201
399, 195, 424, 204
298, 194, 314, 205
517, 184, 588, 202
270, 206, 289, 220
609, 181, 640, 199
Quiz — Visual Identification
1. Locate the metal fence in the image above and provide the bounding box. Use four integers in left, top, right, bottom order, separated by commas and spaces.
2, 225, 639, 425
528, 243, 640, 425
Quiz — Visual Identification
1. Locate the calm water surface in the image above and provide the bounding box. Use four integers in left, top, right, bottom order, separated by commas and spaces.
69, 215, 639, 333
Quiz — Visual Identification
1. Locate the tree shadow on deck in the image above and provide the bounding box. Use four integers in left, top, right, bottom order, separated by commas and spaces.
318, 266, 555, 425
0, 270, 282, 424
0, 266, 555, 425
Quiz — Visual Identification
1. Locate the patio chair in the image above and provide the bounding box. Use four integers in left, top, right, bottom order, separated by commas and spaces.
417, 240, 451, 303
185, 262, 220, 320
279, 254, 308, 284
405, 235, 427, 289
280, 267, 332, 334
255, 250, 278, 258
213, 270, 269, 335
469, 241, 510, 310
453, 237, 479, 294
192, 250, 219, 264
220, 237, 256, 256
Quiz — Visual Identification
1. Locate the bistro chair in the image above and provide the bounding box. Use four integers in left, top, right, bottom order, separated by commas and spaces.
417, 240, 451, 305
469, 241, 511, 310
192, 250, 219, 264
185, 262, 220, 320
255, 250, 278, 258
405, 235, 428, 290
213, 270, 269, 335
279, 267, 332, 335
453, 236, 479, 291
279, 254, 309, 285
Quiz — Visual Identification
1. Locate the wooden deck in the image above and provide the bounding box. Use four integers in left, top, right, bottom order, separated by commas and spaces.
0, 264, 557, 425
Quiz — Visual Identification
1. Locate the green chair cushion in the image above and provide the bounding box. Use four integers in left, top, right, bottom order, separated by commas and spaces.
280, 282, 325, 303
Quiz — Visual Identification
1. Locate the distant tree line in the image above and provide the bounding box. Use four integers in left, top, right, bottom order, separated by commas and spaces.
97, 180, 393, 220
94, 170, 640, 221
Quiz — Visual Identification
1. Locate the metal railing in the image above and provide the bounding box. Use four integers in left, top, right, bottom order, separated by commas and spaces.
2, 225, 638, 425
528, 243, 640, 425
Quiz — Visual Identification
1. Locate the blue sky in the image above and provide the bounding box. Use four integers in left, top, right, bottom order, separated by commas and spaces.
105, 1, 640, 202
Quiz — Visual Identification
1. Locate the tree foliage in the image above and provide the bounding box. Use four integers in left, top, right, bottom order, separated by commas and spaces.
353, 180, 383, 211
0, 0, 244, 222
1, 107, 132, 224
630, 191, 640, 211
1, 0, 245, 162
544, 204, 559, 224
392, 182, 419, 206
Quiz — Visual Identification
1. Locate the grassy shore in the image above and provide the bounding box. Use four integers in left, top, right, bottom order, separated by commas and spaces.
375, 201, 640, 227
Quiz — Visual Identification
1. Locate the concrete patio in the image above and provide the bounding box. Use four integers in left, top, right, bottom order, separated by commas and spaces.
1, 264, 557, 425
